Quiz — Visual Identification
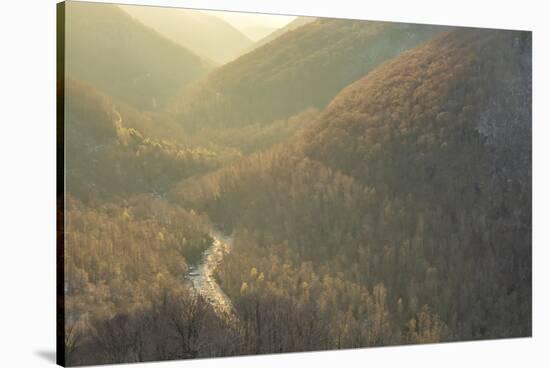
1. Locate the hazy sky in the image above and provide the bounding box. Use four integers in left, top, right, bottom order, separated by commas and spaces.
202, 10, 297, 41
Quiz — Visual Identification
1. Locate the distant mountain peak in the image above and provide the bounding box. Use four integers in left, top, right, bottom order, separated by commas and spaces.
119, 5, 254, 64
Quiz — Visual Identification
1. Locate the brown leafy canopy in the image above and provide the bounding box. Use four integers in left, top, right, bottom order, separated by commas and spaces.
63, 194, 217, 365
65, 194, 212, 319
306, 29, 531, 192
173, 28, 531, 343
215, 230, 446, 352
65, 78, 240, 202
63, 23, 531, 365
301, 31, 532, 340
189, 108, 320, 155
174, 19, 447, 131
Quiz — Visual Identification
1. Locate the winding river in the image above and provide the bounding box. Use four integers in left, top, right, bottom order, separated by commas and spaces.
112, 107, 236, 320
186, 231, 237, 320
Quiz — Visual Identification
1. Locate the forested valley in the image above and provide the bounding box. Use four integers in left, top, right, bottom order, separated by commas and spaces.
60, 4, 531, 366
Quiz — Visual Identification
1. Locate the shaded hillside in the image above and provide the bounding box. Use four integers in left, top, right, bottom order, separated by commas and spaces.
305, 29, 532, 194
246, 16, 316, 52
174, 19, 447, 131
119, 5, 253, 64
65, 1, 211, 111
65, 78, 240, 202
189, 107, 320, 155
302, 29, 533, 339
173, 28, 532, 342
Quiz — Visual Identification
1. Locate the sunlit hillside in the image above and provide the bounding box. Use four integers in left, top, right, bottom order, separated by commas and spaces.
247, 16, 316, 52
173, 19, 448, 132
119, 5, 254, 64
65, 2, 211, 111
173, 29, 531, 344
58, 2, 532, 366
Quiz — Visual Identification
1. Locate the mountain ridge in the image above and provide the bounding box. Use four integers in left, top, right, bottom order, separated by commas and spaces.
171, 27, 532, 341
173, 19, 448, 131
245, 16, 316, 53
119, 5, 254, 64
65, 1, 211, 111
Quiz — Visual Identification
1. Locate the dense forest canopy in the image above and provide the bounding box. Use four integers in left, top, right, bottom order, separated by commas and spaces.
60, 4, 532, 365
65, 78, 240, 202
172, 19, 448, 131
172, 28, 531, 342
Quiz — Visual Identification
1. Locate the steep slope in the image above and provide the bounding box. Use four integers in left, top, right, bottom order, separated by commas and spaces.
65, 78, 239, 201
174, 19, 447, 131
245, 16, 316, 52
119, 5, 253, 64
173, 28, 532, 341
305, 29, 532, 198
65, 1, 211, 111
